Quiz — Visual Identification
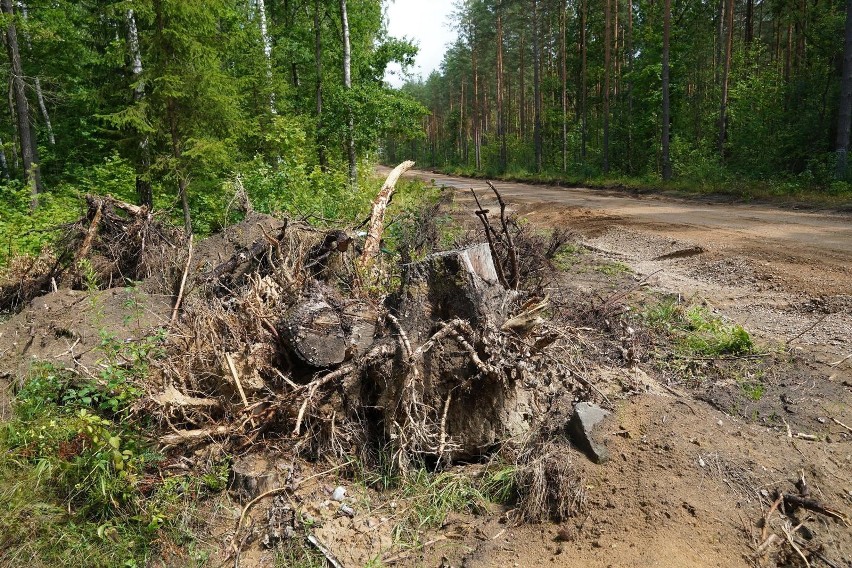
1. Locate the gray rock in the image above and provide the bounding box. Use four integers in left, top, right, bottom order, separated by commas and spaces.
568, 402, 611, 464
332, 486, 346, 501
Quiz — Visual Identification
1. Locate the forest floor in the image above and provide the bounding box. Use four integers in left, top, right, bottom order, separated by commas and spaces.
382, 167, 852, 567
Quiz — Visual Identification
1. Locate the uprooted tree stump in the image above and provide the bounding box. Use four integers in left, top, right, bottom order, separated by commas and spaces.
350, 243, 546, 466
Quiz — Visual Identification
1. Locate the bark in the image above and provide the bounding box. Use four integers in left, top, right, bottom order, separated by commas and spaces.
126, 8, 152, 209
314, 0, 326, 169
360, 160, 415, 267
256, 0, 275, 112
0, 135, 9, 180
836, 0, 852, 179
560, 1, 567, 172
19, 1, 54, 145
580, 0, 587, 158
473, 46, 481, 170
496, 7, 506, 171
718, 0, 734, 156
2, 0, 40, 207
533, 0, 542, 173
745, 0, 754, 44
520, 32, 526, 139
340, 0, 357, 188
662, 0, 672, 180
603, 0, 612, 173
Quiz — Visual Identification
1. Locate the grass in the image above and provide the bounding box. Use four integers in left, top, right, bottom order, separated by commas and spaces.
435, 165, 852, 209
355, 452, 517, 548
594, 260, 631, 276
553, 243, 583, 271
0, 332, 227, 567
643, 298, 755, 357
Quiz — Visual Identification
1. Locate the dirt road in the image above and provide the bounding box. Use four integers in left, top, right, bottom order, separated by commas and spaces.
396, 168, 852, 360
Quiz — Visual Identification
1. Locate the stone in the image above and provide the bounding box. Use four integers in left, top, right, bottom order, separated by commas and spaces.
568, 402, 611, 464
332, 486, 346, 501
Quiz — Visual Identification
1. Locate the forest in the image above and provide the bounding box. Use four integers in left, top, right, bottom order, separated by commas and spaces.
0, 0, 425, 261
390, 0, 852, 194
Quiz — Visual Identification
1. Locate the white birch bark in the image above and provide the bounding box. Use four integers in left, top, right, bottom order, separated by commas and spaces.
340, 0, 357, 187
255, 0, 275, 113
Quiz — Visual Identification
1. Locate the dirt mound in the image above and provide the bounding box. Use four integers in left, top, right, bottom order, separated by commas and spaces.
0, 287, 170, 380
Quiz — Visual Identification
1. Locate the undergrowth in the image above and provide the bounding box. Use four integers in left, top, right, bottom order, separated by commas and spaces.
0, 331, 226, 567
643, 298, 755, 357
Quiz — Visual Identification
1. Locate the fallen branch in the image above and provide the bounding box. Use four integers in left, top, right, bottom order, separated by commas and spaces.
307, 535, 343, 568
76, 200, 103, 264
831, 417, 852, 434
359, 160, 415, 267
230, 460, 354, 565
486, 180, 519, 288
159, 425, 230, 446
470, 188, 509, 288
778, 492, 850, 526
224, 353, 253, 428
170, 235, 193, 325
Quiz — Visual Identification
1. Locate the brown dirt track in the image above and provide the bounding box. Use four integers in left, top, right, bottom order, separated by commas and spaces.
387, 167, 852, 568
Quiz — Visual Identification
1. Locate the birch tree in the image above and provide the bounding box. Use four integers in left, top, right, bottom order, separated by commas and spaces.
340, 0, 356, 187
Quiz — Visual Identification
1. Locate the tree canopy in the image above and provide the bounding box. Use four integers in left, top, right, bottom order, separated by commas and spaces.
389, 0, 852, 191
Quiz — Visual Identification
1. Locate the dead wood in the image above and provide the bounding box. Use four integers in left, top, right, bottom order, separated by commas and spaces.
159, 425, 231, 447
776, 492, 850, 525
470, 187, 509, 288
170, 234, 193, 324
486, 180, 520, 288
206, 220, 288, 283
359, 160, 415, 267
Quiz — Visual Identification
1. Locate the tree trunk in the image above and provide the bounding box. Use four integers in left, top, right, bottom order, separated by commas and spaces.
340, 0, 357, 188
580, 0, 587, 159
561, 0, 567, 172
745, 0, 754, 45
603, 0, 612, 173
126, 8, 153, 209
0, 135, 9, 180
1, 0, 40, 207
473, 44, 481, 170
496, 7, 507, 172
19, 1, 54, 146
533, 0, 542, 173
836, 0, 852, 179
520, 32, 526, 139
167, 98, 192, 234
662, 0, 672, 180
314, 0, 326, 169
718, 0, 734, 157
256, 0, 275, 113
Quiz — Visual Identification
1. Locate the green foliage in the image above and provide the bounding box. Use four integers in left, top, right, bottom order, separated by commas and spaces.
0, 329, 221, 566
393, 0, 852, 196
643, 299, 755, 357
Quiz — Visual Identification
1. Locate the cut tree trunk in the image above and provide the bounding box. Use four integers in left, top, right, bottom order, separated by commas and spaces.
283, 297, 347, 368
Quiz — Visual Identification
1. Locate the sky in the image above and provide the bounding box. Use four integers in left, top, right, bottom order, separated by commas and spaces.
383, 0, 458, 88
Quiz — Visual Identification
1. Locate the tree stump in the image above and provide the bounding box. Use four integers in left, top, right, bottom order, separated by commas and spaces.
282, 297, 347, 368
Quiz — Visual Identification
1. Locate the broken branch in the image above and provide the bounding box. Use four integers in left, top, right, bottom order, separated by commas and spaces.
359, 160, 415, 267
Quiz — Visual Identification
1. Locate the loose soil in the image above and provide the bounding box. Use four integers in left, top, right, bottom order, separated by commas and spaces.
386, 168, 852, 568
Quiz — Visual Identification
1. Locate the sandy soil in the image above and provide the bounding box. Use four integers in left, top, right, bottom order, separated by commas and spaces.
397, 168, 852, 361
386, 168, 852, 568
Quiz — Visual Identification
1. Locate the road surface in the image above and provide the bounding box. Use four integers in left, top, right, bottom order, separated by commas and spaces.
390, 167, 852, 356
